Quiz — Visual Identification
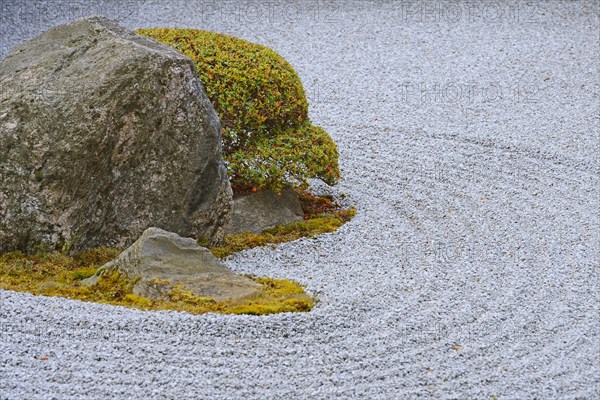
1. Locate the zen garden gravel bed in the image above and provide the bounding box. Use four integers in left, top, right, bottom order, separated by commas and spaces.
1, 1, 598, 398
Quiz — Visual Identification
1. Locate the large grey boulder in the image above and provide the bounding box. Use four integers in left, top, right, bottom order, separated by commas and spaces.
227, 189, 304, 234
83, 227, 260, 301
0, 16, 232, 253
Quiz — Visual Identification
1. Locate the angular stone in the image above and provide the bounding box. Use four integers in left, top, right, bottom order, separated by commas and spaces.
0, 16, 232, 253
227, 189, 304, 234
83, 227, 260, 302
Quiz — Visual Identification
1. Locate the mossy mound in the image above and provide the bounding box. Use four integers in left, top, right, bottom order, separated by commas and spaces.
0, 249, 314, 315
135, 28, 340, 192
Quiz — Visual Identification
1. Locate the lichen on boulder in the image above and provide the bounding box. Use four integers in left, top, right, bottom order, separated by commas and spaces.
0, 17, 232, 253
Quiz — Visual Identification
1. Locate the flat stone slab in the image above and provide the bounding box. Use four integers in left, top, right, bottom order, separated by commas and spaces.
83, 227, 260, 301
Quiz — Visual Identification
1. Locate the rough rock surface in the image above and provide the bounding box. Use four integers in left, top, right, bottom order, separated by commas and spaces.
83, 227, 260, 301
0, 16, 232, 253
227, 189, 304, 234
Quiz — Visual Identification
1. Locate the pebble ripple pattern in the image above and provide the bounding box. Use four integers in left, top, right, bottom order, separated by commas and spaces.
1, 1, 598, 399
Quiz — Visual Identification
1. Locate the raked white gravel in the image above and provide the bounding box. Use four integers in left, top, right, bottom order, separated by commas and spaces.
1, 1, 599, 399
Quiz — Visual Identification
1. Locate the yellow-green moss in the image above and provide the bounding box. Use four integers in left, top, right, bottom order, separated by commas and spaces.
163, 278, 314, 315
135, 27, 340, 192
210, 207, 356, 258
0, 249, 314, 315
0, 248, 119, 292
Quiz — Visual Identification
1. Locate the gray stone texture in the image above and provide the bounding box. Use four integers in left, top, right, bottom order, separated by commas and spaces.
0, 16, 232, 253
227, 189, 304, 234
83, 227, 260, 301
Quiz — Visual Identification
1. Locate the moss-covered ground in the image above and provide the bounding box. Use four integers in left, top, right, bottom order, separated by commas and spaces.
0, 249, 314, 315
0, 194, 354, 315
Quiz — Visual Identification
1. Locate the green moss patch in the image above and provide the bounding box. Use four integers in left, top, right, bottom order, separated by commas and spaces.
135, 27, 340, 192
0, 249, 314, 315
